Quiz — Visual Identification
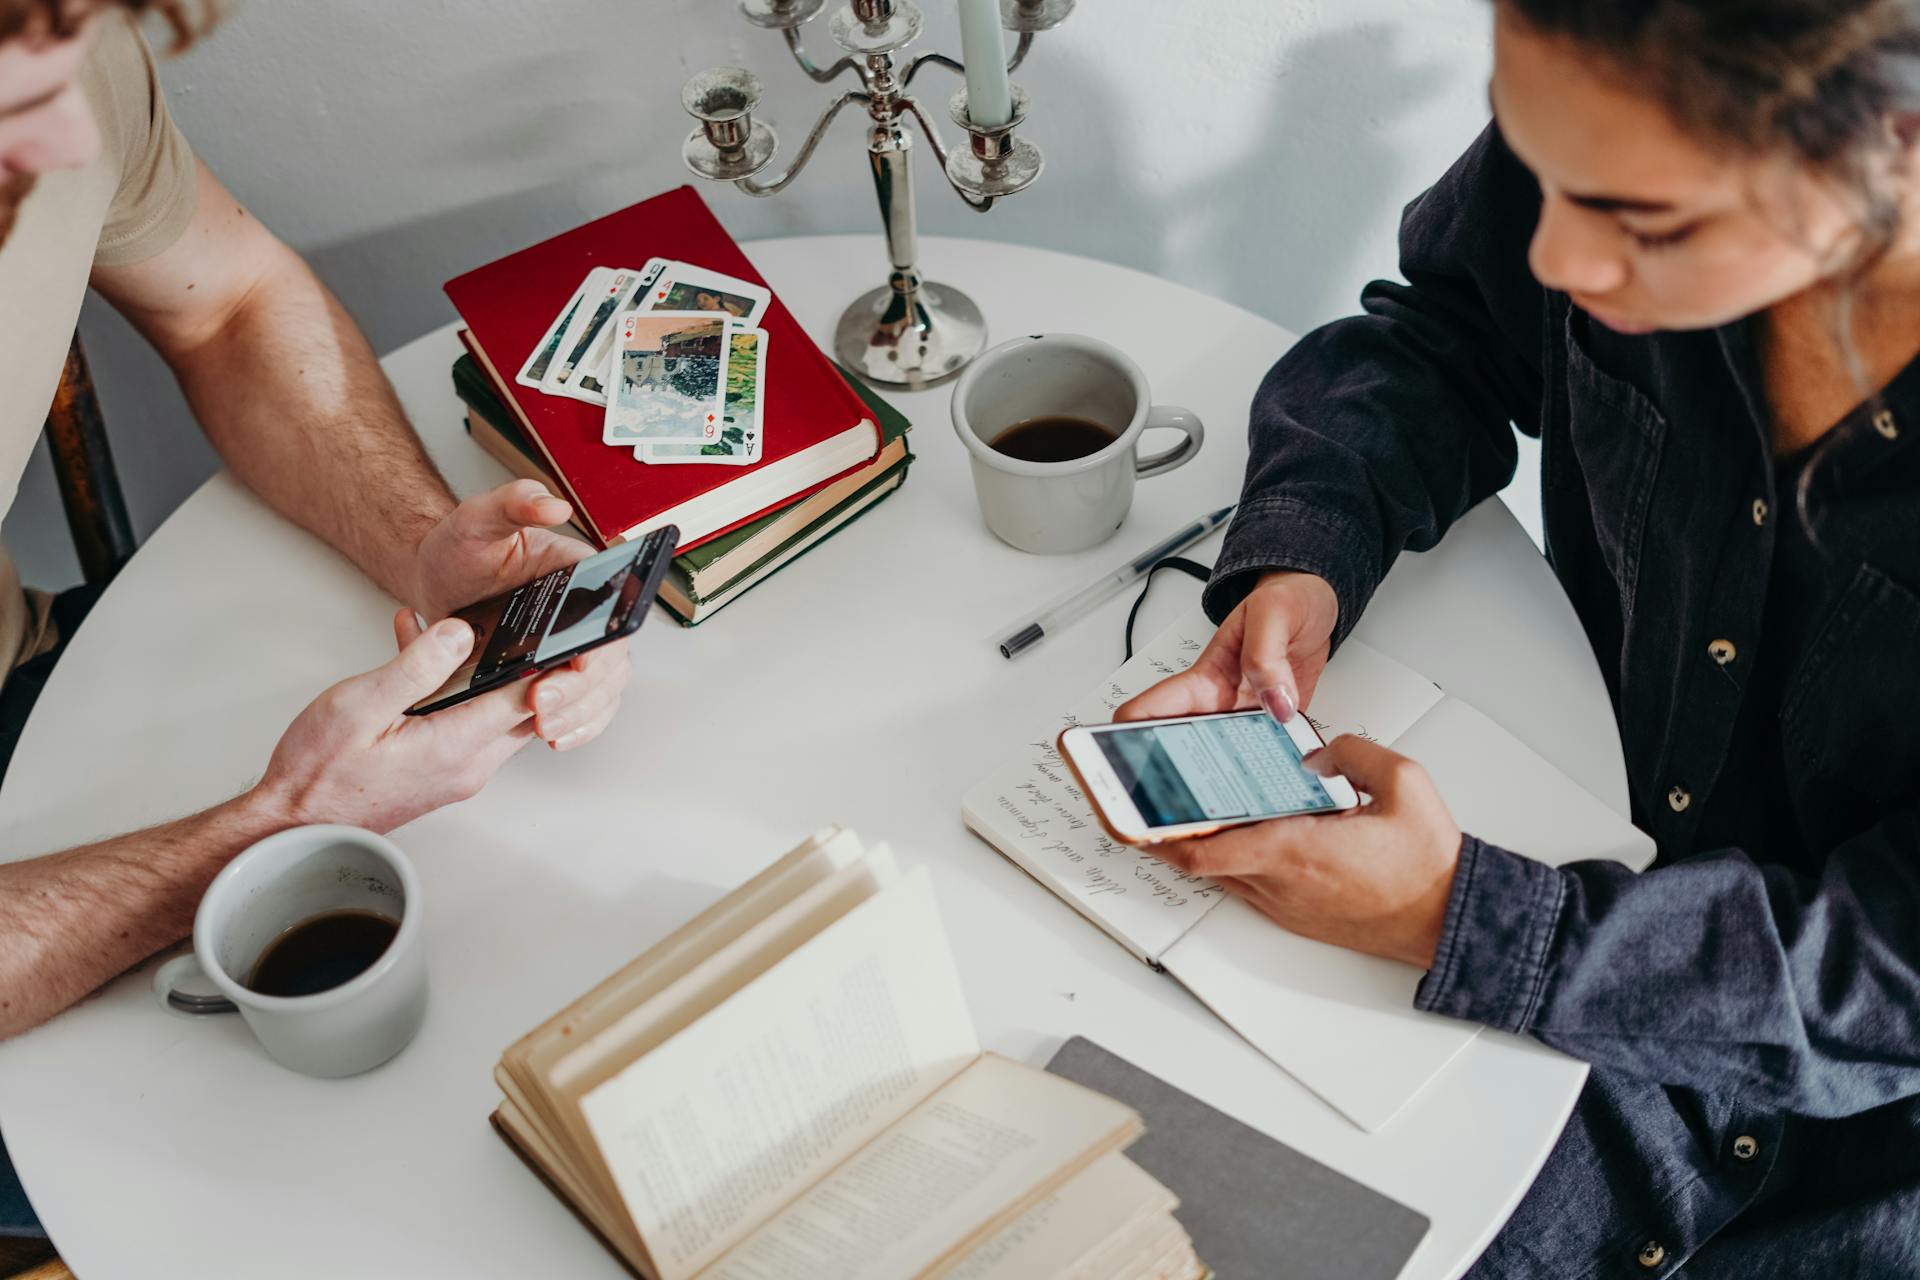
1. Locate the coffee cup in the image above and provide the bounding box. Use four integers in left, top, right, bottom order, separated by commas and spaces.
952, 334, 1204, 553
151, 825, 427, 1078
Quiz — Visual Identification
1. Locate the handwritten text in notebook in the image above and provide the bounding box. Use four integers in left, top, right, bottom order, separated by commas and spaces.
962, 608, 1444, 964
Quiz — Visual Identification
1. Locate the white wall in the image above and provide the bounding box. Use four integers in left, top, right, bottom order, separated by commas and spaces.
5, 0, 1526, 589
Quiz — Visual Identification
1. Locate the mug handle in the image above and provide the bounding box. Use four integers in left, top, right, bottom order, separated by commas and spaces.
1135, 405, 1204, 478
153, 952, 237, 1016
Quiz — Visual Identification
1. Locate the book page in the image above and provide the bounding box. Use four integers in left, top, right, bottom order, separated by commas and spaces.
942, 1153, 1175, 1280
700, 1054, 1140, 1280
580, 870, 980, 1280
1162, 694, 1654, 1132
961, 607, 1445, 963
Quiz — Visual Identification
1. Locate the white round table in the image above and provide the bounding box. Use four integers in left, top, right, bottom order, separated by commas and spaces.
0, 236, 1625, 1279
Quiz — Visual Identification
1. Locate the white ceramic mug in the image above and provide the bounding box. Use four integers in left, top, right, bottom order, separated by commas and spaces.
152, 825, 427, 1078
952, 334, 1204, 554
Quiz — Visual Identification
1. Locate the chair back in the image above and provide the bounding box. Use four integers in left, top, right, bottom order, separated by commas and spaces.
44, 332, 135, 585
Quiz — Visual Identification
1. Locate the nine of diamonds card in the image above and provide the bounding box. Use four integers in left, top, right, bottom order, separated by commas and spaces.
602, 311, 728, 445
640, 326, 767, 466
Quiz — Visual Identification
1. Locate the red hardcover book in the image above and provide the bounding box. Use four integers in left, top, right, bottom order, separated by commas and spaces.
444, 186, 879, 552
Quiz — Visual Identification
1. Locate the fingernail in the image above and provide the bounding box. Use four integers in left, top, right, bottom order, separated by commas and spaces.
535, 684, 561, 710
1302, 749, 1334, 776
411, 610, 429, 634
554, 728, 585, 750
433, 618, 472, 651
1260, 685, 1297, 723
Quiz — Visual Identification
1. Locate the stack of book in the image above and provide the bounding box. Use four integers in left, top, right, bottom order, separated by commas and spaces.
444, 186, 913, 625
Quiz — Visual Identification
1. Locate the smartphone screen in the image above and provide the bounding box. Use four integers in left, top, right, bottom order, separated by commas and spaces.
1087, 710, 1345, 828
407, 529, 674, 715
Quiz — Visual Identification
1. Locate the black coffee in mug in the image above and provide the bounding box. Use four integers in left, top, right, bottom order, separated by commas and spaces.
246, 908, 399, 998
988, 415, 1119, 464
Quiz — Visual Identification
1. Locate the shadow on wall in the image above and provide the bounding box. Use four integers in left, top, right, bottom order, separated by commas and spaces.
964, 24, 1450, 336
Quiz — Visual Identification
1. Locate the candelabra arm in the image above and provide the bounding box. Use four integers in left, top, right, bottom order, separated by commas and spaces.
1007, 32, 1035, 72
902, 96, 994, 211
781, 26, 866, 85
901, 50, 963, 87
903, 33, 1035, 88
735, 90, 869, 196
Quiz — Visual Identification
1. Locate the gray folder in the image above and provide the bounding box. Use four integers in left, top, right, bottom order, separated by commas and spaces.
1046, 1037, 1431, 1279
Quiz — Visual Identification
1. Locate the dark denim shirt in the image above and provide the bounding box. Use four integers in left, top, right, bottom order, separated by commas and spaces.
1206, 124, 1920, 1278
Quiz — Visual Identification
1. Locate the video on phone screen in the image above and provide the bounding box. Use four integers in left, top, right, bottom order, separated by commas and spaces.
1096, 713, 1339, 828
420, 543, 642, 708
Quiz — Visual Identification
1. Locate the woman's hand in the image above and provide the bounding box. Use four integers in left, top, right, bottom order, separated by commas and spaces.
1115, 570, 1339, 723
1155, 735, 1465, 969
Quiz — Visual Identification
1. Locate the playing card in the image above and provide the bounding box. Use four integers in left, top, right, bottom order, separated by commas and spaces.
515, 277, 590, 391
549, 260, 669, 404
603, 311, 729, 444
638, 261, 771, 325
640, 327, 767, 465
546, 266, 651, 396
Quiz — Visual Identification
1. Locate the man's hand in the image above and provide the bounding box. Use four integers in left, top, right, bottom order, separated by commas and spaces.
1115, 571, 1338, 724
258, 613, 543, 833
406, 479, 633, 751
1154, 735, 1464, 970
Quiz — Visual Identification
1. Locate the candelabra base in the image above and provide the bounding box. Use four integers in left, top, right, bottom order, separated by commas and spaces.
833, 279, 987, 389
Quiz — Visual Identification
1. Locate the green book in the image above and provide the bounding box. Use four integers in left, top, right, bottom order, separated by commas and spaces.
452, 353, 914, 623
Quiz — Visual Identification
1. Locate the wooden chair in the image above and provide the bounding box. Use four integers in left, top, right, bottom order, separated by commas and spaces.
43, 331, 136, 586
0, 1239, 63, 1280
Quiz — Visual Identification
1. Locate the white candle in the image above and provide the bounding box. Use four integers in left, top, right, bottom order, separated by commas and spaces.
957, 0, 1013, 129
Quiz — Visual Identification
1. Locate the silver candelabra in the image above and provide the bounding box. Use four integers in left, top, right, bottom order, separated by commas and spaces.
680, 0, 1071, 388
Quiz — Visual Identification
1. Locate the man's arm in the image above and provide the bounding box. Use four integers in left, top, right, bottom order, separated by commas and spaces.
0, 791, 283, 1038
90, 159, 453, 609
0, 613, 540, 1042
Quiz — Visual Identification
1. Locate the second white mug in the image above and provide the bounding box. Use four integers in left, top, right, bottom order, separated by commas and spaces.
952, 334, 1204, 554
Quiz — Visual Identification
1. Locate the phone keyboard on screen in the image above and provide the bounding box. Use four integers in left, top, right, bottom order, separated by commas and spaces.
1212, 714, 1325, 813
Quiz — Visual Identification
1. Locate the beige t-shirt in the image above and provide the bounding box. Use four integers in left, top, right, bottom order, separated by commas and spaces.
0, 13, 198, 673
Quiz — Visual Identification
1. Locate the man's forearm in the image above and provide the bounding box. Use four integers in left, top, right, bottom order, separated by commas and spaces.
0, 789, 291, 1040
168, 252, 454, 608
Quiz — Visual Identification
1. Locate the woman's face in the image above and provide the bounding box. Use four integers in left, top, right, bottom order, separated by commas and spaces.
1491, 9, 1877, 334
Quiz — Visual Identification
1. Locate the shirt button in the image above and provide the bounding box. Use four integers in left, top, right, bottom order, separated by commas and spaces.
1733, 1134, 1759, 1160
1638, 1240, 1667, 1269
1709, 638, 1738, 665
1752, 498, 1769, 526
1873, 408, 1899, 440
1668, 786, 1692, 813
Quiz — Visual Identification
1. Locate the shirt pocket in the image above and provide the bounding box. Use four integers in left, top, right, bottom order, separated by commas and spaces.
1560, 311, 1670, 622
1780, 561, 1920, 846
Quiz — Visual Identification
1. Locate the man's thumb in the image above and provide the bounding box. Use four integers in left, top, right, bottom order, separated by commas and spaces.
359, 617, 474, 712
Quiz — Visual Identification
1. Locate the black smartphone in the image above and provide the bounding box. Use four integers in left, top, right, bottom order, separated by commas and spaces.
406, 526, 677, 716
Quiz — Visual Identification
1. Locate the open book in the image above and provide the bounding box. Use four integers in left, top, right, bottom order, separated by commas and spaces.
962, 609, 1656, 1132
491, 828, 1209, 1280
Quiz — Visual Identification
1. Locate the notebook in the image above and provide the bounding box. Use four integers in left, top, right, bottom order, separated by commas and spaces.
1046, 1037, 1431, 1280
444, 186, 879, 554
963, 607, 1655, 1132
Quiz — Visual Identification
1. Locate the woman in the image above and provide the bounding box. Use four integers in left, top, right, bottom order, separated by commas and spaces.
1119, 2, 1920, 1274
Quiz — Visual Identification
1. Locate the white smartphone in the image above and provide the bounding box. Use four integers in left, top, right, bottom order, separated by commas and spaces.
1059, 709, 1362, 845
